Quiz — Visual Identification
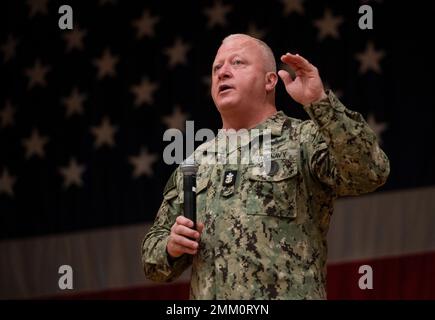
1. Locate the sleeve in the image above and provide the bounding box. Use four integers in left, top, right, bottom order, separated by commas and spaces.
301, 90, 390, 197
141, 168, 192, 282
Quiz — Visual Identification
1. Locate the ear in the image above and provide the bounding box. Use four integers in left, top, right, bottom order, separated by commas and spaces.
265, 72, 278, 93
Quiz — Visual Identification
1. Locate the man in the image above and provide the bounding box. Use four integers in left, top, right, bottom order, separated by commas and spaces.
141, 34, 390, 299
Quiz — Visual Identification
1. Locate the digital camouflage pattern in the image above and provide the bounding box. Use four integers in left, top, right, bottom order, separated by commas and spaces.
141, 90, 390, 299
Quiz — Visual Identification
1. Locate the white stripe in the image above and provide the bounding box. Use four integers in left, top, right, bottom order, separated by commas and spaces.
0, 224, 190, 299
328, 186, 435, 263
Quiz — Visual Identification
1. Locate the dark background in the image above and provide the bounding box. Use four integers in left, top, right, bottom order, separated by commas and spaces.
1, 0, 434, 240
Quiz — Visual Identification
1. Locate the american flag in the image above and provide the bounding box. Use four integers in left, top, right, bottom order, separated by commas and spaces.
1, 0, 435, 299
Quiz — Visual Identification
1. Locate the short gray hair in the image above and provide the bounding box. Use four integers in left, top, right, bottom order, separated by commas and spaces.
222, 34, 276, 73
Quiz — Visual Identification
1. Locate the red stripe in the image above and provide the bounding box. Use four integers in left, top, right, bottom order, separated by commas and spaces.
327, 251, 435, 299
45, 251, 435, 300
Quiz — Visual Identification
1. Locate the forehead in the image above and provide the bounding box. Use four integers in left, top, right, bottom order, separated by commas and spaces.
213, 38, 261, 63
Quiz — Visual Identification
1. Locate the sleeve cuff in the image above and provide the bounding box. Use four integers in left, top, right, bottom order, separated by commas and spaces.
303, 90, 346, 129
160, 236, 190, 270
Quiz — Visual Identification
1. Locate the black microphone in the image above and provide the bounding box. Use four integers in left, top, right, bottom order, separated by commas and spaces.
180, 160, 198, 230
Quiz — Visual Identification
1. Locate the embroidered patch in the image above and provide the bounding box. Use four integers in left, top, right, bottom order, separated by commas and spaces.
222, 170, 237, 187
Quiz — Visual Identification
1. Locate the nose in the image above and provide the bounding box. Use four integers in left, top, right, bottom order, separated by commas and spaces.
216, 63, 232, 80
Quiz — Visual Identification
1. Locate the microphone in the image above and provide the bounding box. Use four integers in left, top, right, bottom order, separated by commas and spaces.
180, 159, 198, 230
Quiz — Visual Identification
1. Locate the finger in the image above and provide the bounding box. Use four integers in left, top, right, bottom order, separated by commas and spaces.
280, 58, 306, 75
294, 69, 307, 77
284, 52, 310, 65
281, 53, 312, 71
176, 215, 194, 228
196, 222, 205, 234
175, 224, 200, 239
278, 70, 293, 86
170, 243, 197, 255
281, 53, 303, 65
172, 234, 199, 250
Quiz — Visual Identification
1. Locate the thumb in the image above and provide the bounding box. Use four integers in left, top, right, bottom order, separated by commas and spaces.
278, 70, 293, 87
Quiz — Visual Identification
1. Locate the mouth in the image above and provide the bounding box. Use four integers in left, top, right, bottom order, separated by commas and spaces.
218, 84, 234, 94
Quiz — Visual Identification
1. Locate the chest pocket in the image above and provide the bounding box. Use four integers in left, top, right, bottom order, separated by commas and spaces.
194, 169, 212, 217
246, 158, 298, 219
175, 168, 211, 199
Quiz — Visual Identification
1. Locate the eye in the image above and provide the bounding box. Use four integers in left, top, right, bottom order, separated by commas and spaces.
233, 59, 243, 65
213, 64, 222, 73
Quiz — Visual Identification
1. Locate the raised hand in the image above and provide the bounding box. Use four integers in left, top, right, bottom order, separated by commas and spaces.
278, 53, 327, 106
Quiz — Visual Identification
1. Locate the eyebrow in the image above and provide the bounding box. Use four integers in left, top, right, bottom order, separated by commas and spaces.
212, 54, 243, 68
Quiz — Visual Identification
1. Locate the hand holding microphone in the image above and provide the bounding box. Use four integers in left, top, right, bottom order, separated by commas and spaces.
166, 159, 204, 259
167, 216, 204, 258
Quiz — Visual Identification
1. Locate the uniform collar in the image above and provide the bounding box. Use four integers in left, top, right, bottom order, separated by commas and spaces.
251, 111, 287, 137
197, 111, 288, 156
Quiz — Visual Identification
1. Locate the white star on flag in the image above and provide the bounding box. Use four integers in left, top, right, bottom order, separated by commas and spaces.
0, 100, 15, 128
59, 158, 86, 189
367, 113, 388, 144
25, 60, 50, 89
130, 78, 158, 107
164, 38, 191, 68
27, 0, 48, 18
93, 49, 119, 79
204, 0, 232, 28
281, 0, 305, 15
62, 87, 87, 118
247, 23, 266, 40
162, 105, 189, 131
132, 10, 160, 39
313, 8, 344, 41
128, 147, 158, 178
22, 128, 49, 159
1, 35, 18, 63
63, 26, 87, 52
355, 41, 386, 74
91, 116, 118, 149
0, 168, 16, 197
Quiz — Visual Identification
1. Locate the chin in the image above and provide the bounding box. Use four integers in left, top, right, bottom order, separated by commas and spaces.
215, 96, 239, 112
215, 101, 237, 114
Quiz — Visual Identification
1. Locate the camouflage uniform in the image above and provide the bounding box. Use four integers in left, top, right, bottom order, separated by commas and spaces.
141, 90, 390, 299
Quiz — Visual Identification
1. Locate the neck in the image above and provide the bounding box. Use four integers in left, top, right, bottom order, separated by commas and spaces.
220, 102, 277, 130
